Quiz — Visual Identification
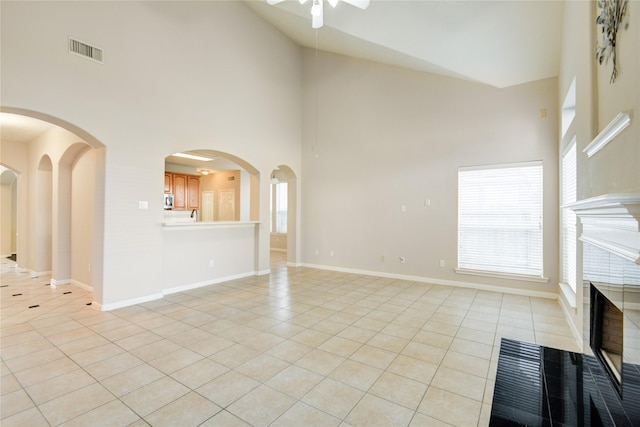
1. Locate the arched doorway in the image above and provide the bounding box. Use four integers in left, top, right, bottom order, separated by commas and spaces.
0, 108, 106, 301
0, 167, 18, 262
269, 165, 298, 269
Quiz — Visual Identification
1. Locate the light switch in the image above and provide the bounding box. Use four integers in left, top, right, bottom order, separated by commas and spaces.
138, 201, 149, 210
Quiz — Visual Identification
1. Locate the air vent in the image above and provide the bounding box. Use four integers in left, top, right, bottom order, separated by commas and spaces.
69, 38, 103, 63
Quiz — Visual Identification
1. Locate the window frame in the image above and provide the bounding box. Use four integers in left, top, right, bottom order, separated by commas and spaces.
456, 161, 548, 283
561, 137, 578, 293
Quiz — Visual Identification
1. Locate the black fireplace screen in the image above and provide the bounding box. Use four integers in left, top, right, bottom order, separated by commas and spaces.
590, 283, 623, 393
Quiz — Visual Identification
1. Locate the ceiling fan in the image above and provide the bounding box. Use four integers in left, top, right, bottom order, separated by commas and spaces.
266, 0, 370, 29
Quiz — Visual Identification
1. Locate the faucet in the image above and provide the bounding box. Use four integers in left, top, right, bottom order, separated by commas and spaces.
190, 209, 197, 221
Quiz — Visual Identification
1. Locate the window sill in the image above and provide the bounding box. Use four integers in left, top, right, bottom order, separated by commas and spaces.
455, 268, 549, 284
559, 282, 577, 309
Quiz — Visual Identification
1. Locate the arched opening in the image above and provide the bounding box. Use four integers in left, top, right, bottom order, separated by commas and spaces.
0, 108, 106, 304
0, 167, 18, 262
164, 149, 259, 223
270, 165, 298, 269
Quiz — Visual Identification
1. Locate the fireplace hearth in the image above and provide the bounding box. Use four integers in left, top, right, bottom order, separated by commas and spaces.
490, 194, 640, 426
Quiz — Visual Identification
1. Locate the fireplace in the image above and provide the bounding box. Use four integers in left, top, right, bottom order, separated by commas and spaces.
490, 194, 639, 426
576, 194, 640, 425
590, 283, 623, 392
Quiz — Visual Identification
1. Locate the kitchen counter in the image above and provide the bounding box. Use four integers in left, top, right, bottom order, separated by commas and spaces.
162, 220, 260, 229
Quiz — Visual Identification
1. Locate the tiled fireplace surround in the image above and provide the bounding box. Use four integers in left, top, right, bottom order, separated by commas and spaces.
576, 194, 640, 426
491, 194, 640, 426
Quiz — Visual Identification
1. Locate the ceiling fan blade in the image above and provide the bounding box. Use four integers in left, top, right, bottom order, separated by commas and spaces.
266, 0, 286, 5
342, 0, 369, 9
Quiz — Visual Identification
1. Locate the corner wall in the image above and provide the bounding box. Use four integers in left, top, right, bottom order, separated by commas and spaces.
301, 50, 560, 296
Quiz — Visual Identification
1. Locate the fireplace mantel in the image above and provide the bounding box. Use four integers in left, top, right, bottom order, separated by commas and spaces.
567, 193, 640, 264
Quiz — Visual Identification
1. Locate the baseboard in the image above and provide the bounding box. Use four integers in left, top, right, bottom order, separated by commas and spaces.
70, 280, 93, 292
50, 278, 70, 287
163, 271, 258, 295
99, 293, 164, 311
270, 248, 287, 253
558, 289, 584, 352
301, 263, 559, 300
98, 270, 268, 311
30, 270, 52, 278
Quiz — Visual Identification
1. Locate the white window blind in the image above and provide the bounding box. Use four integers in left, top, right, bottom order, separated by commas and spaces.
562, 141, 577, 291
274, 182, 288, 233
458, 162, 543, 277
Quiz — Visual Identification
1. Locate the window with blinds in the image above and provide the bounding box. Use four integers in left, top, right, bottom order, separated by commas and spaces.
562, 140, 577, 292
270, 182, 288, 233
458, 162, 543, 277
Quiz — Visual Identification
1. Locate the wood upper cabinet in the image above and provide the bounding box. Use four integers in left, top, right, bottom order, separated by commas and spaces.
187, 176, 200, 210
165, 172, 200, 210
172, 174, 187, 210
164, 172, 172, 193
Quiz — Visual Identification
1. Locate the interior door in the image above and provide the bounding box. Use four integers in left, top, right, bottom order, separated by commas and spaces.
218, 189, 235, 221
202, 191, 214, 222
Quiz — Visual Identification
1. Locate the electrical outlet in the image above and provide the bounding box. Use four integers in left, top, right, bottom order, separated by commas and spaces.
401, 205, 406, 213
330, 251, 334, 257
315, 249, 319, 255
440, 259, 445, 267
209, 259, 215, 267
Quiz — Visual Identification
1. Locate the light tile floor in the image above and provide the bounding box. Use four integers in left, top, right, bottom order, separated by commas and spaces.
1, 253, 580, 426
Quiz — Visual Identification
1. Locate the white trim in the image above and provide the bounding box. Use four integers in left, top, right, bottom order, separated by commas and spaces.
98, 269, 271, 311
584, 112, 631, 158
455, 268, 549, 283
50, 278, 70, 287
287, 261, 302, 267
30, 270, 51, 278
302, 263, 558, 300
163, 271, 257, 295
459, 160, 542, 172
567, 193, 640, 264
270, 248, 287, 253
559, 282, 577, 309
162, 221, 260, 229
557, 289, 583, 352
99, 293, 164, 311
70, 279, 93, 292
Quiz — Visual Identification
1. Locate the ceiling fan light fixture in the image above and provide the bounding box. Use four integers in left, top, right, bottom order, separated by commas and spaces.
265, 0, 367, 29
311, 0, 322, 17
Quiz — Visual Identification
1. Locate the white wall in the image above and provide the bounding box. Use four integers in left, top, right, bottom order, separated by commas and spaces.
0, 171, 17, 257
301, 50, 560, 295
557, 0, 639, 345
0, 141, 29, 270
1, 1, 302, 307
71, 148, 96, 289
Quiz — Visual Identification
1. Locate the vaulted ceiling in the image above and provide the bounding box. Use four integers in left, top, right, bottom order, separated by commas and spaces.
1, 1, 565, 146
246, 0, 564, 88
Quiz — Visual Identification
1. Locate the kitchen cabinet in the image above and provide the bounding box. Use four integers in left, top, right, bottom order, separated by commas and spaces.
187, 176, 200, 210
164, 172, 172, 193
172, 174, 187, 210
165, 172, 200, 210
